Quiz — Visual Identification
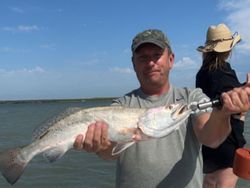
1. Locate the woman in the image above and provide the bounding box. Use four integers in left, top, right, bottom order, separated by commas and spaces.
196, 23, 246, 188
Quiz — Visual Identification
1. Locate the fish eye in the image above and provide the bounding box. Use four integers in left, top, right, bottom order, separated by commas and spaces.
167, 104, 173, 110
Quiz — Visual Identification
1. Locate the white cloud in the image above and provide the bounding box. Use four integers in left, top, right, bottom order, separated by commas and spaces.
56, 8, 63, 13
2, 25, 39, 33
0, 47, 30, 54
18, 25, 39, 32
218, 0, 250, 10
23, 66, 45, 73
174, 57, 198, 70
122, 48, 130, 54
237, 43, 250, 55
0, 67, 137, 100
109, 67, 134, 74
40, 43, 56, 50
219, 0, 250, 54
0, 67, 45, 76
9, 7, 24, 14
83, 58, 100, 66
0, 47, 13, 53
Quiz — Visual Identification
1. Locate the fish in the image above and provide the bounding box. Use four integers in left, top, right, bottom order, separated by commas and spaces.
0, 103, 190, 185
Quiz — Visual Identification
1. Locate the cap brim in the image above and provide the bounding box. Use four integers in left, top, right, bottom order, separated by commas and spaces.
133, 39, 165, 52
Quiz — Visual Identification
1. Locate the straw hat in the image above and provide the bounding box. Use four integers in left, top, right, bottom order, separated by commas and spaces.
197, 23, 241, 53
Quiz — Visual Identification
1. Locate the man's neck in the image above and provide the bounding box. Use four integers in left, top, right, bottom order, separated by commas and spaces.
141, 83, 170, 96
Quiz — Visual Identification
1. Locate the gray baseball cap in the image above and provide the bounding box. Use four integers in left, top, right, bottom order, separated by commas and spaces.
131, 29, 172, 53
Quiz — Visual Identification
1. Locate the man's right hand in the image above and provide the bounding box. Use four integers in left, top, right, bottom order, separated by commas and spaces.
73, 121, 116, 160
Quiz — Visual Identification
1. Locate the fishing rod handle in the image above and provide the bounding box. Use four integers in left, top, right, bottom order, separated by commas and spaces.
197, 98, 222, 111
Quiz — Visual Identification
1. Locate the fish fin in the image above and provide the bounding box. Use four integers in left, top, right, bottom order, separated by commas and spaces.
43, 146, 68, 163
0, 148, 28, 185
112, 142, 135, 155
32, 107, 82, 141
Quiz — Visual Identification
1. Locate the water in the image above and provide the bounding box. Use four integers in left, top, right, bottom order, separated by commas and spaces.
0, 101, 249, 188
0, 101, 116, 188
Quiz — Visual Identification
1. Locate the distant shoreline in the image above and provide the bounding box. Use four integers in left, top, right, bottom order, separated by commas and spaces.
0, 97, 116, 104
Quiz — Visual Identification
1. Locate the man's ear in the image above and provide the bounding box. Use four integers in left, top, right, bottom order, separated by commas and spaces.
168, 53, 175, 69
132, 56, 136, 71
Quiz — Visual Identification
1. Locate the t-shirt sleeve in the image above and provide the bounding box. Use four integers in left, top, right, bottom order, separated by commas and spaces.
209, 67, 241, 98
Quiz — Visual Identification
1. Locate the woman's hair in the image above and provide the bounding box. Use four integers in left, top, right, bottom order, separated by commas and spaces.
201, 51, 231, 71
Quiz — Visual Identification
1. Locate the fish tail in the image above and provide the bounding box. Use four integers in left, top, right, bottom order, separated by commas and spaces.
0, 147, 28, 185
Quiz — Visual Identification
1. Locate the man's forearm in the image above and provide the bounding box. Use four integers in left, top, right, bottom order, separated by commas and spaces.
198, 109, 231, 148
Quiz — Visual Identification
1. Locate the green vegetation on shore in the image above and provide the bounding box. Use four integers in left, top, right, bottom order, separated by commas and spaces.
0, 97, 116, 104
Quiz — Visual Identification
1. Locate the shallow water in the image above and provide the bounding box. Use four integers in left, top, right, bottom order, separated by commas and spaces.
0, 101, 249, 188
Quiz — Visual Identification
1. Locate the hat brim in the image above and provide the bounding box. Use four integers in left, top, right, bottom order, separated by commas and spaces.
133, 39, 166, 52
197, 34, 241, 53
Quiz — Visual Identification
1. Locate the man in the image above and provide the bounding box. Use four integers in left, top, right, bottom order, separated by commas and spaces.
74, 29, 250, 188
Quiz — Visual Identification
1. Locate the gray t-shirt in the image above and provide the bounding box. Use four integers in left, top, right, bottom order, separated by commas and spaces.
113, 85, 209, 188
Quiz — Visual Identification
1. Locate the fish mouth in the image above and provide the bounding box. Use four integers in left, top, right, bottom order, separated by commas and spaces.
170, 103, 190, 120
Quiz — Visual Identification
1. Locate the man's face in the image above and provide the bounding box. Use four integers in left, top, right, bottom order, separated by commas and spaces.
132, 43, 174, 91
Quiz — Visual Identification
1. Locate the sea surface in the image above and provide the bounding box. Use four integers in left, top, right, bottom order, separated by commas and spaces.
0, 100, 249, 188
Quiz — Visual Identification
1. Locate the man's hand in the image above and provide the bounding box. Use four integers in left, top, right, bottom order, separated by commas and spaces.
220, 73, 250, 115
73, 121, 111, 153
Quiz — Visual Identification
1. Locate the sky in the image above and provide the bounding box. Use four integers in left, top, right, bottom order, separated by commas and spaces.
0, 0, 250, 100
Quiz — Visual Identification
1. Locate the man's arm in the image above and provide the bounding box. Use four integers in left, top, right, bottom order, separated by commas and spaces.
193, 110, 231, 148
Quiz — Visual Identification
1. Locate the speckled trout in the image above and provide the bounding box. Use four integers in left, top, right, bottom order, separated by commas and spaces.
0, 103, 190, 185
